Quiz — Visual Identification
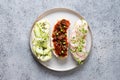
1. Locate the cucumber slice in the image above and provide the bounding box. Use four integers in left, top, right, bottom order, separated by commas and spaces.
32, 19, 52, 62
34, 25, 41, 38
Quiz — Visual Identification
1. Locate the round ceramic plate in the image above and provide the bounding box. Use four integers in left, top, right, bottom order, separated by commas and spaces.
30, 8, 92, 71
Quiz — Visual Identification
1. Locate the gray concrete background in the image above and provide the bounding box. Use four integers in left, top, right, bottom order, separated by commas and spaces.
0, 0, 120, 80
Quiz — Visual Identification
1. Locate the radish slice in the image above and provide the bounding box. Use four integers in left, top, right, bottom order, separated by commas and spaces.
70, 19, 88, 64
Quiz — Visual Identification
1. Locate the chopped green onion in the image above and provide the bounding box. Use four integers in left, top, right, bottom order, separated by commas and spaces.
84, 30, 87, 33
72, 37, 75, 39
61, 50, 64, 54
56, 33, 59, 35
63, 42, 66, 44
63, 26, 66, 28
60, 29, 63, 32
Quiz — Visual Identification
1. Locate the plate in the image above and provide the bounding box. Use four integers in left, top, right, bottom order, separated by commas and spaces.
30, 8, 92, 71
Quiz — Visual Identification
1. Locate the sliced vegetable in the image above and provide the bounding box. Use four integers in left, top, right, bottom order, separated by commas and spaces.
32, 19, 52, 61
70, 19, 88, 64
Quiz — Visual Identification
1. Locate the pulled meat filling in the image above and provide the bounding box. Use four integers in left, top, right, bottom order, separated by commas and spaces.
52, 19, 70, 57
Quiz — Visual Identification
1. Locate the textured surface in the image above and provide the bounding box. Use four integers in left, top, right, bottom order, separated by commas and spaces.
0, 0, 120, 80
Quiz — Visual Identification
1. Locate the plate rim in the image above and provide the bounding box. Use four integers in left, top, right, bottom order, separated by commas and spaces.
29, 8, 93, 71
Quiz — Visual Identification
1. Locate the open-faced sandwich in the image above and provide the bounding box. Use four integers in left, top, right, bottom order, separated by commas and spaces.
70, 19, 88, 64
32, 19, 52, 62
52, 19, 70, 59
